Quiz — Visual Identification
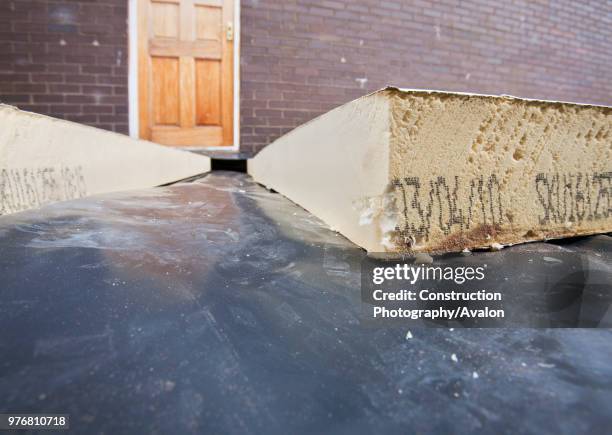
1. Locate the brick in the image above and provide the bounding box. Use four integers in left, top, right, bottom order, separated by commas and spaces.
96, 75, 126, 85
81, 65, 112, 74
0, 0, 128, 133
18, 104, 50, 113
1, 94, 31, 103
13, 63, 46, 72
65, 95, 95, 104
33, 94, 63, 103
240, 0, 612, 153
64, 74, 95, 84
31, 73, 63, 82
82, 105, 113, 114
47, 64, 80, 74
48, 84, 80, 93
49, 104, 81, 113
69, 114, 98, 123
64, 54, 96, 64
0, 72, 30, 82
98, 114, 127, 123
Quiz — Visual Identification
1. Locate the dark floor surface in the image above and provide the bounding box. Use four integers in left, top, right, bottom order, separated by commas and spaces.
0, 172, 610, 434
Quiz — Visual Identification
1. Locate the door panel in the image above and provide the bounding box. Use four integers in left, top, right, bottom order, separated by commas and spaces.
195, 6, 222, 41
151, 57, 179, 125
151, 126, 223, 146
196, 60, 221, 125
138, 0, 233, 147
151, 2, 179, 38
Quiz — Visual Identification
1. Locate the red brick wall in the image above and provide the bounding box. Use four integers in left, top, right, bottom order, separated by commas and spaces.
1, 1, 611, 151
0, 0, 128, 134
240, 0, 612, 153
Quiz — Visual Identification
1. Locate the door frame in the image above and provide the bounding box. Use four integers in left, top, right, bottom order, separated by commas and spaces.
127, 0, 240, 151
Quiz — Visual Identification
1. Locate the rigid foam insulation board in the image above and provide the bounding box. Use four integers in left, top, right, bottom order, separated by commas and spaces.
0, 105, 211, 216
248, 87, 612, 253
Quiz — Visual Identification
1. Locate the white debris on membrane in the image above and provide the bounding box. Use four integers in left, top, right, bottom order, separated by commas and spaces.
490, 242, 504, 251
451, 353, 458, 363
379, 217, 399, 250
405, 330, 413, 340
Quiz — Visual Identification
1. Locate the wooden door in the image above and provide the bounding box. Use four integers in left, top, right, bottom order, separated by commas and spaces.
138, 0, 234, 147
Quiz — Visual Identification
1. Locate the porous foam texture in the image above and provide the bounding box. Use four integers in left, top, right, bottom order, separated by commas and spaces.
249, 87, 612, 253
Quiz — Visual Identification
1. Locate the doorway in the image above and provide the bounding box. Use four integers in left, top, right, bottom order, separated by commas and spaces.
132, 0, 238, 148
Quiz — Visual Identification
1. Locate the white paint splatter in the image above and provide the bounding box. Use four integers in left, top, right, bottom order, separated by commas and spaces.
537, 362, 555, 368
355, 77, 368, 88
490, 242, 504, 251
163, 380, 176, 391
